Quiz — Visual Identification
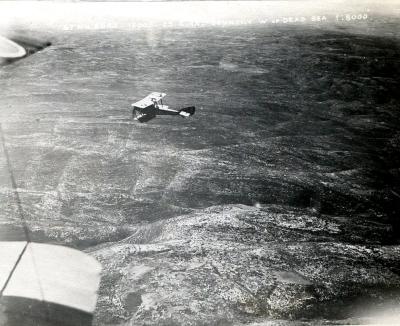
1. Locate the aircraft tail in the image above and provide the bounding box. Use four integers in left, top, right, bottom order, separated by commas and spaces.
179, 106, 195, 117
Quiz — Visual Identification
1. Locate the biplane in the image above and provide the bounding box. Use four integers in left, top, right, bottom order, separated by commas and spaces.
131, 92, 195, 123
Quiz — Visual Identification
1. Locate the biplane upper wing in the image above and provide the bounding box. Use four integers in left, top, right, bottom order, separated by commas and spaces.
131, 92, 166, 108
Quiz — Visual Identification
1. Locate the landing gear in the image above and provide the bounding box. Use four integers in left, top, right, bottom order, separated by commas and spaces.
132, 108, 141, 120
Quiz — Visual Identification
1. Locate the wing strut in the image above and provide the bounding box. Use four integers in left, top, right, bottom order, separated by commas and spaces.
0, 123, 46, 310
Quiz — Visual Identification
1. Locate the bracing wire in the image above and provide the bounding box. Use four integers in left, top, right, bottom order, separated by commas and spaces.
0, 123, 46, 307
0, 124, 31, 242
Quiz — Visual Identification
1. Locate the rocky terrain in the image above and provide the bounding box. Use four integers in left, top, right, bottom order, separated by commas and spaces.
91, 204, 400, 325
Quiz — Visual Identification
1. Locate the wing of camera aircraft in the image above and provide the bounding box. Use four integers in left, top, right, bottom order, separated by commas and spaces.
0, 34, 51, 66
0, 35, 26, 59
0, 122, 102, 326
0, 242, 101, 326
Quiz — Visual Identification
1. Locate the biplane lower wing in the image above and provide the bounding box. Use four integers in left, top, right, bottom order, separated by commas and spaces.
136, 113, 156, 123
0, 242, 101, 326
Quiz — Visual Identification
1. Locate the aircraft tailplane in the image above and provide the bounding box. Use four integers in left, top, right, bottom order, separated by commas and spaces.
178, 106, 195, 117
